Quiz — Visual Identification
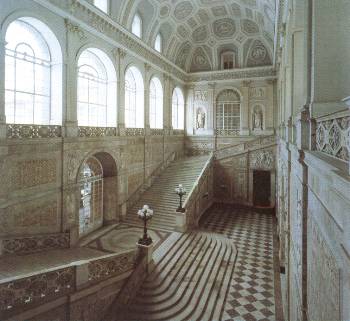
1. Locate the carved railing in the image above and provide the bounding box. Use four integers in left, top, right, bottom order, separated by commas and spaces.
215, 135, 276, 160
1, 233, 70, 256
0, 248, 137, 318
150, 128, 164, 136
215, 129, 240, 136
78, 126, 116, 137
6, 124, 62, 139
125, 128, 145, 136
182, 153, 214, 229
315, 111, 349, 162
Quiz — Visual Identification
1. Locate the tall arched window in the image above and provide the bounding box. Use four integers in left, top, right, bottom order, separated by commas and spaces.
155, 33, 162, 53
149, 77, 163, 129
131, 13, 142, 38
125, 66, 144, 128
78, 156, 103, 236
5, 17, 62, 125
216, 89, 241, 135
77, 48, 116, 127
172, 87, 184, 130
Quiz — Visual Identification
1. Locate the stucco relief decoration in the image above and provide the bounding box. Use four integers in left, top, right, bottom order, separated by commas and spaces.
250, 87, 266, 99
159, 5, 170, 18
191, 47, 211, 71
192, 26, 208, 43
196, 108, 206, 129
174, 1, 194, 20
67, 153, 82, 182
242, 19, 259, 35
213, 18, 236, 38
194, 90, 208, 101
247, 41, 270, 67
250, 150, 274, 170
7, 124, 62, 139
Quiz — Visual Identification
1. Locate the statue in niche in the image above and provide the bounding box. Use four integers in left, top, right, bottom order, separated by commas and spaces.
196, 108, 206, 129
253, 106, 263, 131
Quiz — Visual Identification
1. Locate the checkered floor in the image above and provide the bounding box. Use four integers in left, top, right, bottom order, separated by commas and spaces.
200, 204, 279, 321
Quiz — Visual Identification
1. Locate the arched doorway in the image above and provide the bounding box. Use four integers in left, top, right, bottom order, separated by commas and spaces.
78, 156, 103, 236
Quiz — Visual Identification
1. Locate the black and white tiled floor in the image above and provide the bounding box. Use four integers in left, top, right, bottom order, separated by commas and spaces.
200, 204, 280, 321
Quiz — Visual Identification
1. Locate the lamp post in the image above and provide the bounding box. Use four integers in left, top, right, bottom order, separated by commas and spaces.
137, 205, 153, 246
175, 184, 186, 212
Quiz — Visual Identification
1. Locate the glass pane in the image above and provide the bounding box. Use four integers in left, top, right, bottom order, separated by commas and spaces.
5, 56, 15, 90
94, 0, 108, 13
15, 92, 34, 124
5, 90, 15, 123
16, 58, 34, 93
78, 103, 89, 126
34, 95, 50, 124
35, 65, 50, 96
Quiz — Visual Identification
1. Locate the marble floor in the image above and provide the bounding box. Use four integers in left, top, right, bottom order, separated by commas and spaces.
120, 204, 283, 321
200, 204, 283, 321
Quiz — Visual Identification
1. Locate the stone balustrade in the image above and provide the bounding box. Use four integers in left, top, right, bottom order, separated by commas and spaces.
6, 124, 62, 139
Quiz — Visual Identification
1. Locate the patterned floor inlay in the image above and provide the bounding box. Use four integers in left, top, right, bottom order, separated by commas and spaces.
200, 204, 281, 321
85, 224, 171, 253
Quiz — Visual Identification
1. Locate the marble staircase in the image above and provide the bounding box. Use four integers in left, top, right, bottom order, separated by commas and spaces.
119, 231, 237, 321
124, 155, 211, 231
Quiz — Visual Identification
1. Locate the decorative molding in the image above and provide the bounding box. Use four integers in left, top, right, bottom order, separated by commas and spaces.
150, 129, 164, 136
187, 67, 276, 83
78, 126, 117, 137
250, 150, 275, 170
65, 18, 87, 41
215, 129, 240, 136
7, 124, 62, 139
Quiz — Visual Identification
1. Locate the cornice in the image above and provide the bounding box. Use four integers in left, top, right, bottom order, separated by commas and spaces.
33, 0, 277, 84
187, 67, 277, 83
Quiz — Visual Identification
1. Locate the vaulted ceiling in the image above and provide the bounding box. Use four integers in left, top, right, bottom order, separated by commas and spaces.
116, 0, 276, 73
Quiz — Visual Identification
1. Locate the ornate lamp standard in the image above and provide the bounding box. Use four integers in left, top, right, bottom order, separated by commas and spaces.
175, 184, 186, 212
137, 205, 153, 246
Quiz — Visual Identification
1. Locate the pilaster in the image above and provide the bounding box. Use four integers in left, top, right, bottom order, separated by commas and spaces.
0, 39, 6, 139
240, 80, 251, 135
115, 48, 127, 136
144, 63, 151, 135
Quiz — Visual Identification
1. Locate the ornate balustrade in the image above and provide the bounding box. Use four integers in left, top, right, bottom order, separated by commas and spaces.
6, 124, 62, 139
214, 135, 276, 160
88, 251, 136, 283
150, 128, 164, 136
172, 129, 185, 136
0, 267, 75, 317
215, 129, 240, 136
0, 248, 138, 318
125, 128, 145, 136
182, 154, 214, 229
78, 126, 117, 137
316, 112, 349, 163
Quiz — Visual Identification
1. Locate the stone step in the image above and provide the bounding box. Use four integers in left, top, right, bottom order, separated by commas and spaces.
120, 232, 237, 321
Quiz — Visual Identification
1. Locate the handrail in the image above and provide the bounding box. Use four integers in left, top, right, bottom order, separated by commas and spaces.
183, 153, 214, 209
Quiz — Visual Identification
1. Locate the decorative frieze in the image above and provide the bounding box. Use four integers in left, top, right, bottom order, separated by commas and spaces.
250, 150, 275, 170
316, 116, 349, 162
2, 233, 69, 256
88, 252, 136, 283
78, 126, 117, 137
0, 267, 74, 315
7, 124, 62, 139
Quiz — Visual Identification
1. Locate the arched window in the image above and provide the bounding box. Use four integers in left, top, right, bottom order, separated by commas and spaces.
77, 48, 116, 127
155, 33, 162, 53
93, 0, 109, 13
221, 51, 236, 70
172, 87, 184, 130
125, 66, 144, 128
78, 156, 103, 236
149, 77, 163, 129
5, 17, 62, 125
131, 13, 142, 38
216, 89, 241, 135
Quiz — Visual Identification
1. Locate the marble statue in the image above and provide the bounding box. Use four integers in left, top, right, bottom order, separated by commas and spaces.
196, 109, 206, 129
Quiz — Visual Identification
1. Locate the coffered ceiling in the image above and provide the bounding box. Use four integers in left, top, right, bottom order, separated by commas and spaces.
115, 0, 276, 73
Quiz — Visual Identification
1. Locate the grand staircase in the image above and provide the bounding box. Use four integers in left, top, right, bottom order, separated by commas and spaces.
119, 231, 237, 321
124, 156, 210, 231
